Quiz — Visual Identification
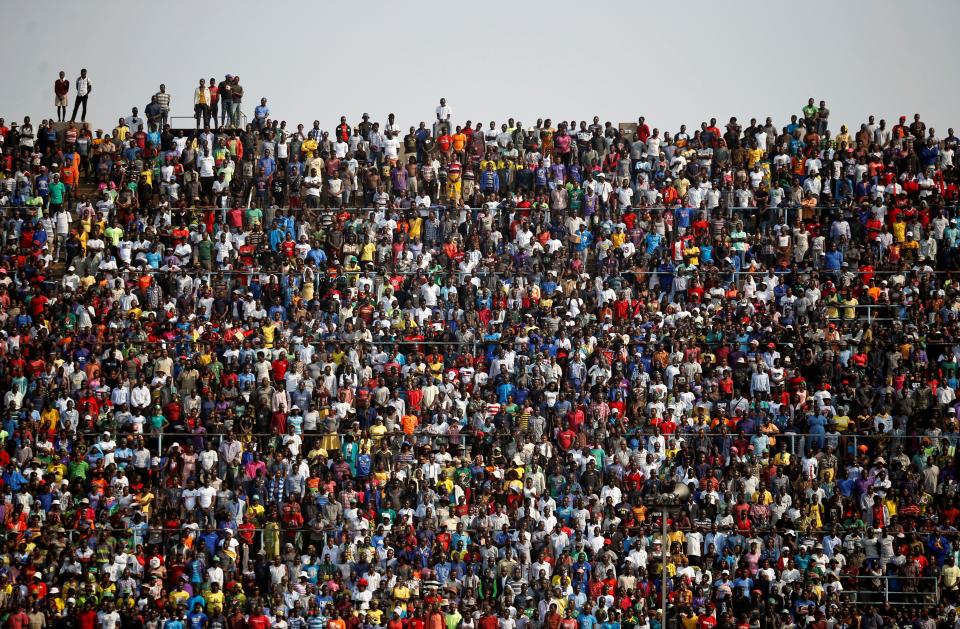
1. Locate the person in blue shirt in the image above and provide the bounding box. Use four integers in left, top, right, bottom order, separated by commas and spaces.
578, 610, 598, 629
732, 572, 754, 598
187, 603, 208, 629
268, 222, 285, 251
254, 98, 270, 131
258, 150, 276, 179
3, 466, 27, 491
165, 611, 186, 629
644, 231, 663, 256
496, 379, 516, 405
307, 246, 327, 267
823, 242, 844, 271
675, 206, 692, 232
575, 227, 593, 252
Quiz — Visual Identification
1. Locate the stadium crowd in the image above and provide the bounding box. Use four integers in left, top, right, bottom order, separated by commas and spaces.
1, 73, 960, 629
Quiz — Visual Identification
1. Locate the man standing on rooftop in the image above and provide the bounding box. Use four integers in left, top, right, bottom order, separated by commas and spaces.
154, 84, 171, 128
71, 68, 91, 123
55, 71, 69, 122
435, 97, 451, 137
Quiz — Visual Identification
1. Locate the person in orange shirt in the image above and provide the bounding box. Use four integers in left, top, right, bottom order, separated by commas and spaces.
326, 610, 346, 629
401, 413, 418, 435
61, 151, 80, 206
451, 126, 467, 159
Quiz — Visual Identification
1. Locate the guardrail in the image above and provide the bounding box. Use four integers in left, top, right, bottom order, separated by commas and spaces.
169, 111, 248, 130
839, 575, 939, 606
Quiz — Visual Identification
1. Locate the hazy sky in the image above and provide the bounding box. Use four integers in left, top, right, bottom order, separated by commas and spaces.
5, 0, 959, 136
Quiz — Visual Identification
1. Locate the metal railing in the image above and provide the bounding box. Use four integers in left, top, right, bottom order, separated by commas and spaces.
169, 111, 248, 130
842, 575, 939, 606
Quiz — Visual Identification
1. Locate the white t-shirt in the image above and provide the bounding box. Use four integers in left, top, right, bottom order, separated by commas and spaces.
199, 156, 215, 177
304, 176, 322, 197
197, 486, 217, 509
182, 488, 199, 511
98, 611, 121, 629
384, 138, 401, 159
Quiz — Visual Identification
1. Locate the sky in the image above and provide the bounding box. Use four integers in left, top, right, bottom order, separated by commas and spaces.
4, 0, 959, 136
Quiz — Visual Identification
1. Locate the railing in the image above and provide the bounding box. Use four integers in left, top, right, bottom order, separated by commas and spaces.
169, 110, 248, 130
843, 575, 939, 606
68, 424, 956, 469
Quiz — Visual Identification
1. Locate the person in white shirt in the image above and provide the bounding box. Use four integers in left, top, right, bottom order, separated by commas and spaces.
434, 98, 451, 136
197, 480, 217, 526
384, 131, 401, 164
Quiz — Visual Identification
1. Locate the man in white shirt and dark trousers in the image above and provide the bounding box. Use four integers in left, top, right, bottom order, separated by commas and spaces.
434, 97, 451, 137
71, 68, 91, 123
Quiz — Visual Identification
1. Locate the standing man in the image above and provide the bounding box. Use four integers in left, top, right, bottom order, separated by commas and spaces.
208, 78, 219, 128
218, 75, 233, 128
145, 95, 163, 131
55, 71, 69, 122
230, 76, 243, 127
124, 107, 144, 131
254, 98, 270, 131
154, 84, 171, 128
194, 79, 210, 129
71, 68, 91, 123
434, 97, 451, 137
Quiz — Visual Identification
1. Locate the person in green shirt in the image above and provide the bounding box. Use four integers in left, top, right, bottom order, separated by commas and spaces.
103, 222, 123, 247
49, 175, 66, 209
68, 454, 90, 480
197, 233, 214, 268
245, 206, 263, 227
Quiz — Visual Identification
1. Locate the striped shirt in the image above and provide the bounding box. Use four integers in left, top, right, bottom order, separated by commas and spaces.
155, 92, 171, 110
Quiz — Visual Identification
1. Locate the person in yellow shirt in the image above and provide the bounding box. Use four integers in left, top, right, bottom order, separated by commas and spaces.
137, 489, 155, 517
246, 499, 265, 524
751, 488, 774, 505
892, 219, 906, 243
368, 417, 387, 445
359, 238, 376, 263
667, 525, 685, 547
204, 584, 225, 612
824, 290, 841, 319
47, 461, 68, 483
261, 321, 277, 348
841, 293, 858, 320
169, 583, 190, 607
41, 406, 60, 433
113, 119, 130, 141
773, 446, 791, 466
392, 583, 410, 607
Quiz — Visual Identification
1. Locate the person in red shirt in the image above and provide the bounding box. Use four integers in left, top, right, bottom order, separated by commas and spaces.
437, 131, 452, 155
557, 424, 576, 451
479, 613, 500, 629
77, 605, 98, 629
248, 610, 271, 629
54, 71, 70, 121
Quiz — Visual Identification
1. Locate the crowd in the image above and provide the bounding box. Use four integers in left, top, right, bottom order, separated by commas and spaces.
1, 74, 960, 629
